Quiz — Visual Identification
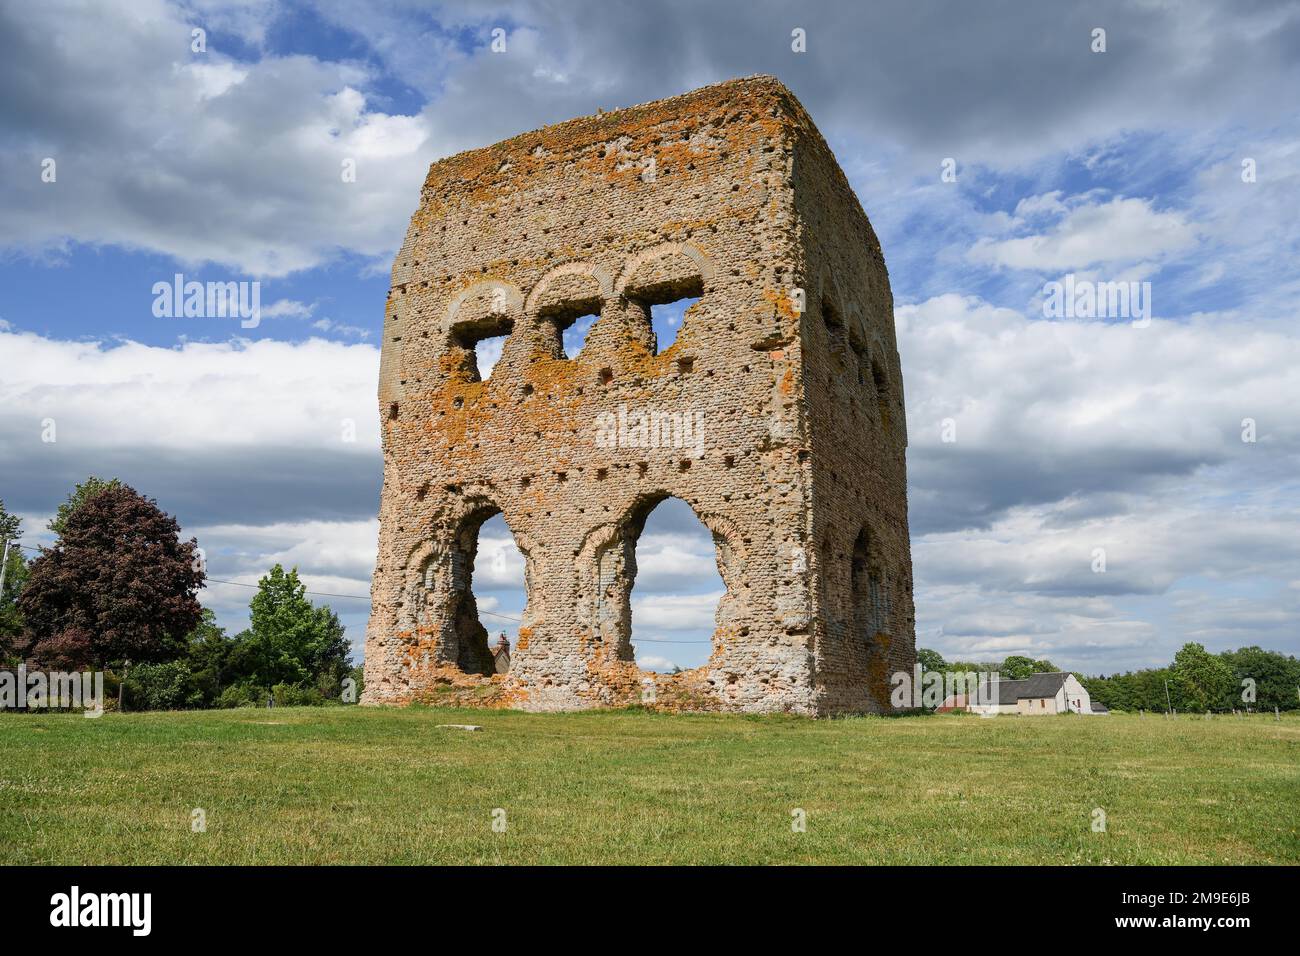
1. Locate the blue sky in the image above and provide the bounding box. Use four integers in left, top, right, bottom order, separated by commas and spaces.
1, 0, 1297, 673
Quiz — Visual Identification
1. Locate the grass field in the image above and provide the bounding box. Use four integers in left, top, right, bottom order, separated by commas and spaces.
2, 706, 1296, 865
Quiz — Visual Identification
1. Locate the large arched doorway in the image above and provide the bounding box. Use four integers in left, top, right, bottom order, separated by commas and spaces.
469, 513, 528, 673
851, 526, 891, 703
625, 496, 727, 673
442, 508, 528, 675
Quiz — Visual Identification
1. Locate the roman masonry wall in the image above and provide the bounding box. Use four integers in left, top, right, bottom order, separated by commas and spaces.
361, 75, 915, 715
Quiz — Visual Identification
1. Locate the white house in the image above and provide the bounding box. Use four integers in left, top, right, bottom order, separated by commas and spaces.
962, 672, 1103, 715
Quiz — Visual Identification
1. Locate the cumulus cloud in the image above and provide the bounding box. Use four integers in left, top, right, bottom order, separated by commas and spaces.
0, 0, 434, 276
898, 294, 1300, 535
5, 0, 1297, 280
475, 525, 528, 589
630, 592, 723, 632
632, 532, 723, 592
900, 293, 1300, 665
261, 299, 317, 319
969, 197, 1199, 272
634, 653, 681, 673
0, 328, 381, 525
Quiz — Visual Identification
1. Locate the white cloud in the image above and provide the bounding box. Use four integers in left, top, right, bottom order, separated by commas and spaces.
0, 0, 435, 276
631, 532, 722, 590
192, 518, 378, 584
311, 318, 372, 339
474, 531, 527, 588
634, 653, 680, 673
262, 299, 317, 319
969, 197, 1199, 271
900, 292, 1300, 666
630, 592, 722, 632
898, 293, 1300, 485
475, 336, 506, 380
0, 328, 380, 453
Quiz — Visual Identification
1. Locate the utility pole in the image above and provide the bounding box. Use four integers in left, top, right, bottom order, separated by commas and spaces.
0, 536, 10, 598
1164, 679, 1173, 715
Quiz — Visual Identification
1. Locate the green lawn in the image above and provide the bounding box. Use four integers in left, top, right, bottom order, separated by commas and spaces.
1, 706, 1296, 865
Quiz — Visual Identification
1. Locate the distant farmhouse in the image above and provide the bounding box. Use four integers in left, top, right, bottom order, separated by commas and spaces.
944, 672, 1106, 716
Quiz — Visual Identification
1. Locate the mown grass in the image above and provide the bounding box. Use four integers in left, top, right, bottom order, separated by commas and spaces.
1, 706, 1296, 864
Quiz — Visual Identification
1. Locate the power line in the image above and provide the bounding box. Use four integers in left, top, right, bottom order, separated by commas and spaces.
15, 540, 711, 643
15, 541, 381, 604
205, 577, 372, 602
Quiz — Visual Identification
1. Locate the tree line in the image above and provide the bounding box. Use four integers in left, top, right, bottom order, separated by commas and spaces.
0, 478, 360, 710
917, 643, 1300, 713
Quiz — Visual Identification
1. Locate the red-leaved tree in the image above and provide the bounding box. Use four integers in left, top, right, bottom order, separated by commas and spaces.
19, 484, 205, 668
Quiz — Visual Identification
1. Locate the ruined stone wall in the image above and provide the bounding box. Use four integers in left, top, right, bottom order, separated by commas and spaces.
362, 76, 914, 715
792, 123, 916, 714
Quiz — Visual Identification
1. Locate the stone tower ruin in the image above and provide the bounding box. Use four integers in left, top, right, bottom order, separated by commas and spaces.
362, 76, 915, 715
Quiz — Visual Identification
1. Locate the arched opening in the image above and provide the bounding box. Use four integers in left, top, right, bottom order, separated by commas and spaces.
625, 496, 726, 672
871, 359, 891, 430
469, 513, 528, 673
625, 276, 703, 355
538, 297, 602, 360
446, 508, 528, 674
822, 297, 846, 344
647, 295, 700, 353
851, 527, 891, 700
450, 315, 513, 382
821, 296, 849, 379
474, 335, 508, 379
562, 313, 599, 358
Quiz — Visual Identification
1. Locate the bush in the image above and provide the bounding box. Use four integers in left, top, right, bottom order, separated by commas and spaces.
124, 660, 197, 711
271, 682, 326, 707
215, 683, 261, 709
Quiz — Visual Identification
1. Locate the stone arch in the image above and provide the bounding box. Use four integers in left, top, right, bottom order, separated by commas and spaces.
395, 536, 441, 640
616, 243, 713, 355
441, 279, 525, 382
575, 492, 744, 665
614, 241, 715, 297
441, 279, 525, 335
525, 264, 611, 359
817, 271, 850, 374
398, 492, 537, 676
850, 523, 892, 707
524, 261, 614, 314
575, 521, 628, 653
816, 268, 844, 318
865, 334, 894, 428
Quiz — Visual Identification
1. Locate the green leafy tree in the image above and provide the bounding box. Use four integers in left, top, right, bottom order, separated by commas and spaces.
239, 565, 352, 690
47, 476, 123, 538
124, 660, 198, 710
1000, 655, 1036, 680
916, 647, 947, 673
1000, 656, 1060, 680
1220, 646, 1300, 712
1, 499, 30, 662
185, 608, 237, 707
1172, 642, 1233, 711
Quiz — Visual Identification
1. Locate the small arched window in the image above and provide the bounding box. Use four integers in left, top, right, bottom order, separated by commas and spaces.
871, 359, 891, 430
